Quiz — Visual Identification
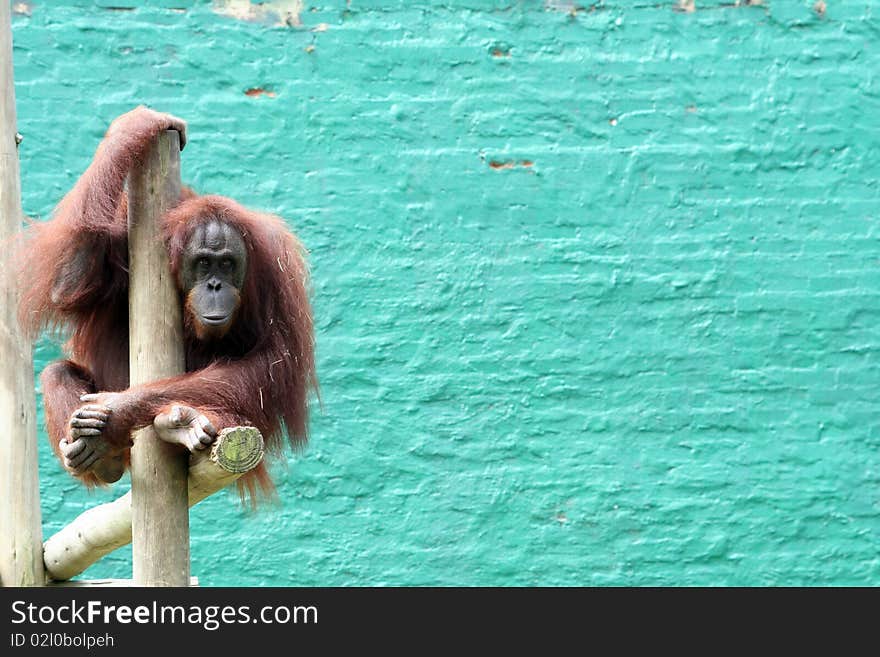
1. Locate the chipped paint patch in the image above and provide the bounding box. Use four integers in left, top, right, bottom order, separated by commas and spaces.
544, 0, 597, 15
489, 160, 534, 170
212, 0, 303, 27
675, 0, 696, 13
244, 87, 277, 98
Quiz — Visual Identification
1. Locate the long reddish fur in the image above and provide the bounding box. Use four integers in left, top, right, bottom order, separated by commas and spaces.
16, 113, 316, 504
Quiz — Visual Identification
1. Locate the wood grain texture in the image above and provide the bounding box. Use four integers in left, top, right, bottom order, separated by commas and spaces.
127, 129, 189, 587
0, 1, 42, 588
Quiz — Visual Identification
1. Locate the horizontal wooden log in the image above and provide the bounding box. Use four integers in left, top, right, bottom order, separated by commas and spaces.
42, 426, 264, 583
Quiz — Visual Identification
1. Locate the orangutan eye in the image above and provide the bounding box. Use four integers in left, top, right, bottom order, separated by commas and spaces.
220, 258, 235, 272
197, 257, 210, 269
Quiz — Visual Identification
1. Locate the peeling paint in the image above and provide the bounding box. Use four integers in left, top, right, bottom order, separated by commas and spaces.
675, 0, 696, 13
544, 1, 601, 16
488, 160, 534, 170
244, 87, 277, 98
212, 0, 302, 27
12, 2, 33, 16
675, 0, 768, 12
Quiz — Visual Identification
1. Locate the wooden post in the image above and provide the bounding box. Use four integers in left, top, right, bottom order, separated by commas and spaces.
127, 130, 189, 586
0, 1, 43, 587
42, 427, 264, 582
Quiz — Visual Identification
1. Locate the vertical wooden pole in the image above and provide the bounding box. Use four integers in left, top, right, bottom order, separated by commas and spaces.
127, 130, 189, 586
0, 1, 43, 587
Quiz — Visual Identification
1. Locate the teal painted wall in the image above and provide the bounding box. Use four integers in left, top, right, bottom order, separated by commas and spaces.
9, 0, 880, 585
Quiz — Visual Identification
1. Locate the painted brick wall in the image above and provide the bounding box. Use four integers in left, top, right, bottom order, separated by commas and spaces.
10, 0, 880, 585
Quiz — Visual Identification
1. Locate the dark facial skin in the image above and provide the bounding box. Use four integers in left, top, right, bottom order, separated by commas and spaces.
181, 220, 247, 340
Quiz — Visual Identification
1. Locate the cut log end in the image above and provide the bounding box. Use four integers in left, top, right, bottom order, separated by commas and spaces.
208, 426, 265, 474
